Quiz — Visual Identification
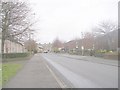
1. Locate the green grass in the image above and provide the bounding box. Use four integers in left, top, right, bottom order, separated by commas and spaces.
0, 54, 32, 87
2, 63, 22, 85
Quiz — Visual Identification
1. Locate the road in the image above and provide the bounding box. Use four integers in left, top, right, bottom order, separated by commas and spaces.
41, 53, 118, 88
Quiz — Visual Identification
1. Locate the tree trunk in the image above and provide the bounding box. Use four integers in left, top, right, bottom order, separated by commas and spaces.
107, 35, 111, 51
2, 37, 5, 59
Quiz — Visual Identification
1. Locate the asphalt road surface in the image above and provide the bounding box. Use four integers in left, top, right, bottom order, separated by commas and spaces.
41, 53, 118, 88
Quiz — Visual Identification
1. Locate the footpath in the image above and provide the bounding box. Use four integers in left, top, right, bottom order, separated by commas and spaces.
3, 54, 61, 88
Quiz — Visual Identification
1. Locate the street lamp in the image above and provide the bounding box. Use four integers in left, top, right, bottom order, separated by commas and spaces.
81, 46, 84, 56
76, 42, 78, 49
76, 41, 78, 54
81, 32, 84, 56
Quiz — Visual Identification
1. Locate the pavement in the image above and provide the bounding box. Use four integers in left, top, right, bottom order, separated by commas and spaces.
3, 54, 61, 88
41, 53, 118, 88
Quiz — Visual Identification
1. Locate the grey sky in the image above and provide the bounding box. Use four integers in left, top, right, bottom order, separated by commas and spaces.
28, 0, 118, 44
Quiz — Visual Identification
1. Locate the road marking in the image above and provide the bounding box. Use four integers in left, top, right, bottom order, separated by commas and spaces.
42, 56, 102, 88
42, 54, 118, 88
45, 62, 67, 88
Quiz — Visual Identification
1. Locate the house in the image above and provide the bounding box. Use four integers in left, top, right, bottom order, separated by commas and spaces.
63, 39, 82, 52
42, 43, 52, 52
0, 31, 27, 54
3, 39, 27, 53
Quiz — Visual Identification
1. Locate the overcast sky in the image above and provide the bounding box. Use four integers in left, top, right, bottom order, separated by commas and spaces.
28, 0, 118, 44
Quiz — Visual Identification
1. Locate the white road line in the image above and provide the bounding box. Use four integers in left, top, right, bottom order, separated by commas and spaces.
42, 56, 101, 88
44, 62, 67, 88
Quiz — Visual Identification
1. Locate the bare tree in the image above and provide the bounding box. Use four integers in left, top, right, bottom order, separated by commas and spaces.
1, 1, 34, 53
52, 38, 63, 52
82, 32, 94, 50
24, 39, 37, 53
93, 21, 117, 35
92, 21, 117, 50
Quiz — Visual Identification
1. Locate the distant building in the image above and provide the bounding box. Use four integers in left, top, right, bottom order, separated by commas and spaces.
42, 43, 52, 52
36, 43, 43, 53
63, 39, 82, 52
0, 31, 27, 54
94, 30, 118, 51
3, 39, 27, 53
4, 40, 27, 53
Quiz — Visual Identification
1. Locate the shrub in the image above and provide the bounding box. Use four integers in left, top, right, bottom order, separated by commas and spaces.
2, 53, 29, 59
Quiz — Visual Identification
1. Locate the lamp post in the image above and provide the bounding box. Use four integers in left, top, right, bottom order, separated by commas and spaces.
81, 46, 84, 56
81, 32, 84, 56
76, 41, 78, 54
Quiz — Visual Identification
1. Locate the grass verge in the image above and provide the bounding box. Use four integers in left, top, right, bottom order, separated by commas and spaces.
2, 63, 22, 86
1, 54, 33, 87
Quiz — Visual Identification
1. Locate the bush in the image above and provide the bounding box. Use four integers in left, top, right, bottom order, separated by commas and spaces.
104, 52, 118, 60
2, 53, 29, 59
96, 50, 114, 53
34, 50, 38, 54
53, 48, 60, 53
96, 50, 106, 53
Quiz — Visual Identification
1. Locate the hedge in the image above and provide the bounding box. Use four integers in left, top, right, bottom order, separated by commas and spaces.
2, 53, 29, 59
